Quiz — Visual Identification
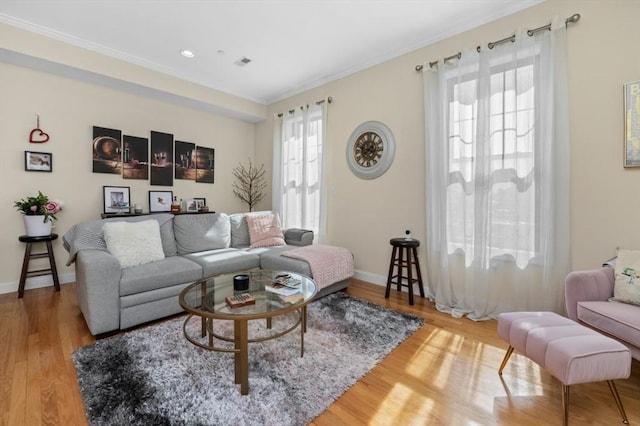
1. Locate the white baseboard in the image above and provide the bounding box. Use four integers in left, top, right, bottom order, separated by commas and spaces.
0, 272, 76, 295
353, 269, 386, 287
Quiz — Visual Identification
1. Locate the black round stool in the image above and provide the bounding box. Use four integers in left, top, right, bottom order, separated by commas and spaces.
18, 233, 60, 298
385, 237, 425, 305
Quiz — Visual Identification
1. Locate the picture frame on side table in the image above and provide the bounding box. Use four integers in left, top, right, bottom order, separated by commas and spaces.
194, 197, 206, 210
624, 80, 640, 167
103, 186, 131, 214
185, 199, 199, 213
149, 190, 173, 213
25, 151, 52, 172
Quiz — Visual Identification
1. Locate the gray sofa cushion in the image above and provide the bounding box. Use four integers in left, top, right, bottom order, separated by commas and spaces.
183, 248, 260, 277
174, 212, 231, 254
120, 256, 203, 296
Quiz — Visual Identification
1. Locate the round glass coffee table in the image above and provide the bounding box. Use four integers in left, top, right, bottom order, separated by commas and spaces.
179, 269, 317, 395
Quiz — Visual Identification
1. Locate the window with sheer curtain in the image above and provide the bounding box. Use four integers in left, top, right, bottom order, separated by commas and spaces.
447, 59, 538, 266
423, 19, 570, 319
273, 103, 327, 243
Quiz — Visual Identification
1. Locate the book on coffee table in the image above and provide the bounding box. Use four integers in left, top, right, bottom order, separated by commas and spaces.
274, 276, 301, 288
265, 283, 301, 296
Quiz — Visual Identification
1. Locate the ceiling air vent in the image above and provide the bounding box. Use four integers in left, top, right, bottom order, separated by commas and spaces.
234, 57, 252, 67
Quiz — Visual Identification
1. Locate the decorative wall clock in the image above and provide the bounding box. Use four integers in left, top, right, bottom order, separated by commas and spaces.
346, 121, 395, 179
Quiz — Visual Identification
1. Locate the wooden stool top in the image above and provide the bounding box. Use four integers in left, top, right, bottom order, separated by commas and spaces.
19, 233, 59, 243
390, 237, 420, 248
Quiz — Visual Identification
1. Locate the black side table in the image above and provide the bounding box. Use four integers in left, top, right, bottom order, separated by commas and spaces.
385, 237, 425, 305
18, 233, 61, 298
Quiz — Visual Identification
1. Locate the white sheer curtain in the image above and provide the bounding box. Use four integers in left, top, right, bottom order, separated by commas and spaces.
272, 103, 327, 243
423, 18, 570, 320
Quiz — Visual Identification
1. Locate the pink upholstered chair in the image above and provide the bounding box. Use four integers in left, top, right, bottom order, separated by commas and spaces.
564, 267, 640, 361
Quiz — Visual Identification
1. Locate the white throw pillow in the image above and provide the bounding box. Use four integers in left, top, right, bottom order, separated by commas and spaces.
103, 220, 165, 268
613, 248, 640, 306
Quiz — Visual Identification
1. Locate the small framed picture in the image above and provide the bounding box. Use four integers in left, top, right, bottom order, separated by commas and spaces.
149, 190, 173, 213
25, 151, 52, 172
185, 199, 199, 213
624, 80, 640, 167
103, 186, 131, 214
194, 197, 206, 210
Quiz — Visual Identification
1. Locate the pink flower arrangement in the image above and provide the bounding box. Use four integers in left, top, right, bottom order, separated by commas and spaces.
45, 200, 62, 215
14, 191, 63, 222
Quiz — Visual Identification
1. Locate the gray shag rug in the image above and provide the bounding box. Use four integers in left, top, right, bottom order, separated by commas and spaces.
73, 292, 424, 425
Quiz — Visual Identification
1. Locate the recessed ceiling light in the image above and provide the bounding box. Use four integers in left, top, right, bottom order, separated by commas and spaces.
180, 50, 195, 58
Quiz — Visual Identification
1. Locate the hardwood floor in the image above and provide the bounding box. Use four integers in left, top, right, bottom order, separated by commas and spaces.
1, 280, 638, 425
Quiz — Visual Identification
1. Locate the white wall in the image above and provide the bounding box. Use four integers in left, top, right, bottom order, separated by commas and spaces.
0, 37, 262, 293
255, 0, 640, 284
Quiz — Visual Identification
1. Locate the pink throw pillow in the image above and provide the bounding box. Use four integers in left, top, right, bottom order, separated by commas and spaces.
246, 214, 286, 248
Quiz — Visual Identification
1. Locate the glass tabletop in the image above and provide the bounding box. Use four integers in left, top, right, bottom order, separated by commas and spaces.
179, 269, 317, 320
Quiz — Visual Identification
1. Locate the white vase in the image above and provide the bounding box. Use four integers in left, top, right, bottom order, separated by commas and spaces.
23, 215, 53, 237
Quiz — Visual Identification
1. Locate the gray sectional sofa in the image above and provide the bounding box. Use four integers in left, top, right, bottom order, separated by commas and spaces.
62, 211, 351, 336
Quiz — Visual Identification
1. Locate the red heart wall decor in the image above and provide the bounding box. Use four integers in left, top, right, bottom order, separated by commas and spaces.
29, 128, 50, 143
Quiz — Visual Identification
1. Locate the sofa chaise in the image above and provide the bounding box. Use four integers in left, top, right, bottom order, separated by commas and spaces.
62, 211, 353, 336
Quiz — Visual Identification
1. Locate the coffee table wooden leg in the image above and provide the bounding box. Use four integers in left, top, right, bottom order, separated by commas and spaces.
234, 319, 249, 395
208, 319, 214, 347
200, 281, 207, 338
300, 307, 305, 357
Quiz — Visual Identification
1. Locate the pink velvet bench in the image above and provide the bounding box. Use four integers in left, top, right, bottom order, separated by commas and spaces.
497, 311, 631, 425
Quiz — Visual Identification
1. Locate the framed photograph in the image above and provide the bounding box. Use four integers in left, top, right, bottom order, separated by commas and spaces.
103, 186, 131, 214
93, 126, 122, 175
150, 131, 174, 186
185, 199, 199, 213
624, 80, 640, 167
194, 197, 206, 209
175, 140, 196, 181
149, 190, 173, 213
25, 151, 52, 172
195, 146, 215, 183
123, 135, 149, 180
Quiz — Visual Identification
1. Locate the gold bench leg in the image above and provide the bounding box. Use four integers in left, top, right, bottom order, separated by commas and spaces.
498, 345, 514, 376
607, 380, 629, 424
562, 384, 570, 426
561, 381, 628, 426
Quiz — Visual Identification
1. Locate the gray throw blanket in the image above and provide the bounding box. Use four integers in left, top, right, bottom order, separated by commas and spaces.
62, 214, 173, 266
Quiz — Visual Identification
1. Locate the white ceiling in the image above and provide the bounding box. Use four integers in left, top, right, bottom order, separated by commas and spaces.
0, 0, 543, 105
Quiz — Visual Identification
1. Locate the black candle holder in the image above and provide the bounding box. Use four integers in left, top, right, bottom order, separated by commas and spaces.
233, 274, 249, 291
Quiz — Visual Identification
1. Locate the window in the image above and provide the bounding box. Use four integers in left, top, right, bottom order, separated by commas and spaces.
275, 104, 326, 240
445, 58, 540, 266
423, 22, 570, 318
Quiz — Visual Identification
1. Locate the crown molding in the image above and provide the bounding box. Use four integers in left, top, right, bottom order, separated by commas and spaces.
0, 48, 266, 123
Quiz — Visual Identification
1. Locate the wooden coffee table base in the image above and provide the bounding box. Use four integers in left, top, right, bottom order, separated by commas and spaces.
182, 306, 307, 395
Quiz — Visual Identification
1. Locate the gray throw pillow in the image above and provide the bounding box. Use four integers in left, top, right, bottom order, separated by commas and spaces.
174, 213, 231, 254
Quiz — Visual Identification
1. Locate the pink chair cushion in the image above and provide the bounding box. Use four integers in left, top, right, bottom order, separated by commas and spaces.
577, 301, 640, 347
498, 311, 631, 385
